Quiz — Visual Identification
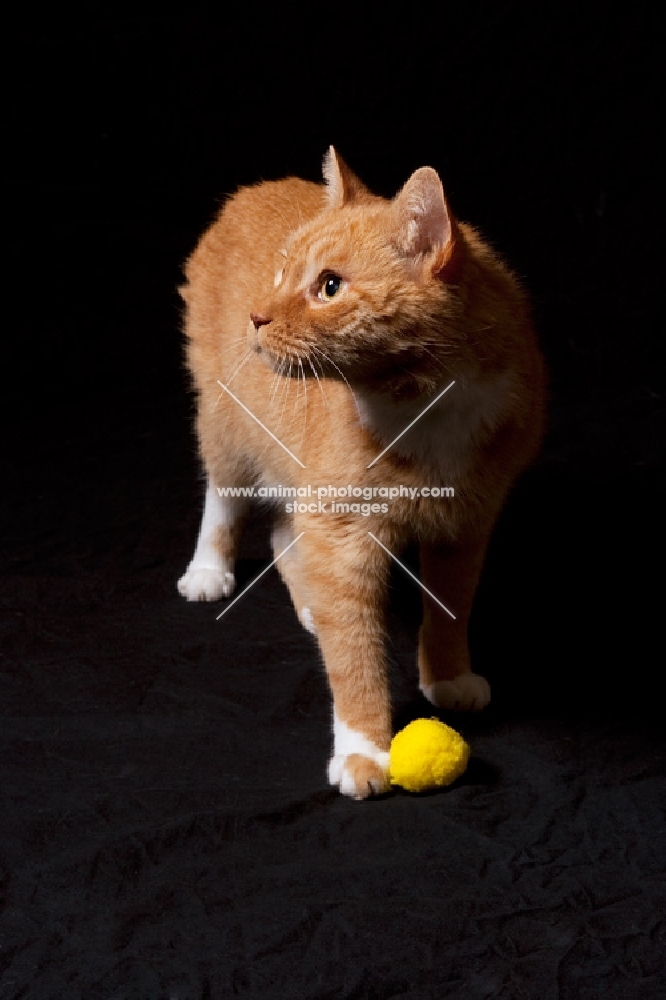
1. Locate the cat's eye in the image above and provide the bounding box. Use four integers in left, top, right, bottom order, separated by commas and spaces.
318, 273, 343, 300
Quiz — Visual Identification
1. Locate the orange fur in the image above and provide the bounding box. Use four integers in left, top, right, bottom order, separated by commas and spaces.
179, 148, 546, 798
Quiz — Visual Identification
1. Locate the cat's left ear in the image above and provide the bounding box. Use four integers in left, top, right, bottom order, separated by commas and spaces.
390, 167, 457, 275
323, 146, 372, 208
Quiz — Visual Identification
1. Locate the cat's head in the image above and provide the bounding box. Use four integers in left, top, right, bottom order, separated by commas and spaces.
249, 148, 465, 396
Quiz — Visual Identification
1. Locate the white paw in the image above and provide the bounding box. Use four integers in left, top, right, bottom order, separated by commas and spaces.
177, 566, 236, 601
328, 752, 390, 799
421, 673, 491, 712
328, 712, 390, 799
300, 607, 316, 635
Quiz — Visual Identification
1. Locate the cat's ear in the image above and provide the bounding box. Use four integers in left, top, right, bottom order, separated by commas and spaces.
322, 146, 372, 208
390, 167, 456, 273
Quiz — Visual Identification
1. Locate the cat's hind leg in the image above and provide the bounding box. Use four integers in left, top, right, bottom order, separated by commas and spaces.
417, 539, 491, 711
177, 480, 247, 601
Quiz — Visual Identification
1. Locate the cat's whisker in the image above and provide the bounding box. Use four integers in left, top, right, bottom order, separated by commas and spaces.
299, 340, 330, 414
274, 355, 293, 436
268, 355, 287, 410
297, 355, 308, 452
419, 345, 450, 373
267, 370, 278, 412
281, 357, 296, 435
297, 355, 305, 404
225, 347, 254, 387
275, 366, 294, 438
309, 355, 330, 412
311, 350, 328, 383
216, 334, 248, 364
212, 341, 251, 408
312, 345, 361, 417
277, 353, 292, 406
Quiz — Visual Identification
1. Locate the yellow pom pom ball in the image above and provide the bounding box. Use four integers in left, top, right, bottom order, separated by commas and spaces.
389, 718, 470, 793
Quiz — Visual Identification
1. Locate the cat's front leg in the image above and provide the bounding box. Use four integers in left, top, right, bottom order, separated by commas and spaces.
271, 516, 316, 634
297, 522, 392, 799
418, 538, 491, 711
177, 480, 247, 601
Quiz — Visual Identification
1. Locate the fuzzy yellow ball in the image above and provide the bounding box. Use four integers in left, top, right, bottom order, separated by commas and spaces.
389, 718, 470, 792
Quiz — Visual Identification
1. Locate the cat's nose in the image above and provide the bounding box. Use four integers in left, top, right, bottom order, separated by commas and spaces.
250, 313, 272, 331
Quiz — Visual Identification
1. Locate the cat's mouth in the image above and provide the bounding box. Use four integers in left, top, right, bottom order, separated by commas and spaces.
259, 345, 322, 379
248, 320, 329, 379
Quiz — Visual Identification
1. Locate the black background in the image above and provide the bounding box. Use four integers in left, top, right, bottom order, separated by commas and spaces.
3, 4, 665, 998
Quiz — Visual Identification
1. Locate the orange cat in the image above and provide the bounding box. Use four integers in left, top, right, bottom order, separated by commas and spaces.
178, 148, 545, 799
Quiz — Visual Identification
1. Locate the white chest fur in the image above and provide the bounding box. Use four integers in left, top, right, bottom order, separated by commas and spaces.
355, 375, 512, 480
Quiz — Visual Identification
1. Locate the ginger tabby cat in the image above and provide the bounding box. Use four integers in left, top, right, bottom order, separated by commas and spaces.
178, 148, 545, 799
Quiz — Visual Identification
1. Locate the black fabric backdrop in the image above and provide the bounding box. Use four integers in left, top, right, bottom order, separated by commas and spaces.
3, 5, 665, 998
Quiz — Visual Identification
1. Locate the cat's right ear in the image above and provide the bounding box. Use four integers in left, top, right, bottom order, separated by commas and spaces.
323, 147, 371, 209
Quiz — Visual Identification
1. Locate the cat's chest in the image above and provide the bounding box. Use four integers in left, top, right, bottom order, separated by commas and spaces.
355, 375, 512, 480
